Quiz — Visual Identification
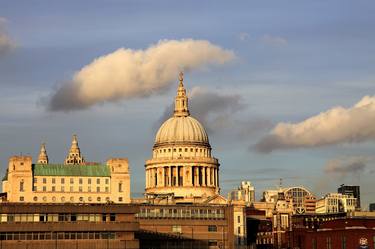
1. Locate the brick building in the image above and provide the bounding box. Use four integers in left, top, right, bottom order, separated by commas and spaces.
0, 203, 139, 249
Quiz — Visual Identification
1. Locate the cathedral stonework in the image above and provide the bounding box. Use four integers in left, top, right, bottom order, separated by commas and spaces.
145, 73, 220, 201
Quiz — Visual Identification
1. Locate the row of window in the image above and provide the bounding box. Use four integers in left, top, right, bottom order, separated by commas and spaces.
33, 185, 110, 193
158, 148, 208, 153
1, 213, 116, 223
0, 232, 116, 241
35, 177, 110, 185
137, 208, 225, 219
171, 225, 217, 233
20, 180, 124, 193
19, 196, 123, 202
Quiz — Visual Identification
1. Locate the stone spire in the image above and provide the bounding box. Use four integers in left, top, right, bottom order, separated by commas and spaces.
174, 72, 190, 117
37, 143, 49, 164
64, 134, 85, 165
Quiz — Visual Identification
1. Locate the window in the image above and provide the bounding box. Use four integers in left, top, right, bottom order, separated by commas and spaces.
70, 178, 74, 184
97, 178, 100, 184
79, 197, 84, 202
79, 186, 82, 192
79, 178, 83, 184
88, 186, 91, 192
19, 196, 24, 201
52, 178, 55, 184
208, 225, 217, 232
70, 196, 74, 202
88, 197, 92, 202
110, 214, 116, 221
52, 196, 56, 201
52, 186, 56, 192
326, 237, 332, 249
105, 187, 109, 192
238, 226, 241, 234
43, 186, 46, 192
97, 197, 101, 202
312, 238, 317, 249
61, 178, 65, 184
88, 178, 91, 184
97, 187, 100, 192
42, 196, 47, 201
118, 197, 123, 202
19, 180, 24, 192
34, 178, 37, 183
172, 225, 181, 233
208, 241, 217, 247
237, 215, 241, 223
70, 186, 73, 192
33, 196, 38, 201
43, 178, 46, 184
61, 186, 65, 192
105, 179, 109, 184
341, 236, 346, 249
119, 182, 123, 192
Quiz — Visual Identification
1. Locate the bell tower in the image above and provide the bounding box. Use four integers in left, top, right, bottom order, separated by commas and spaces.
37, 143, 49, 164
64, 135, 85, 165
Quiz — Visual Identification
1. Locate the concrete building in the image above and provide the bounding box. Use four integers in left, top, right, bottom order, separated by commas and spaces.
228, 181, 255, 204
145, 72, 222, 204
315, 193, 357, 214
338, 184, 361, 209
136, 204, 234, 249
2, 135, 131, 204
262, 186, 315, 214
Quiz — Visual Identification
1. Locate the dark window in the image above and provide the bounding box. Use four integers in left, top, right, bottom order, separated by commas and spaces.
110, 214, 116, 221
208, 225, 217, 232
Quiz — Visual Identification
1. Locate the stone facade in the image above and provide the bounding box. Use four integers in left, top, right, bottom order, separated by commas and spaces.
2, 136, 130, 204
145, 73, 220, 201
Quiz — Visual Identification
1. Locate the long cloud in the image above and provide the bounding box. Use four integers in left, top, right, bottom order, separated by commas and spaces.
256, 95, 375, 153
324, 156, 367, 177
47, 39, 235, 111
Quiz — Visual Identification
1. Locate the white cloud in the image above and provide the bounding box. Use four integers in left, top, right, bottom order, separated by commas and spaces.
47, 39, 235, 111
256, 95, 375, 153
260, 34, 288, 46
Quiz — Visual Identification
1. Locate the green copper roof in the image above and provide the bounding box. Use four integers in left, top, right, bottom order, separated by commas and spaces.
33, 164, 111, 177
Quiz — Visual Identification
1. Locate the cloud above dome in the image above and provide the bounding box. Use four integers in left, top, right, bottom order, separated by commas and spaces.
46, 39, 235, 111
156, 86, 245, 134
255, 95, 375, 153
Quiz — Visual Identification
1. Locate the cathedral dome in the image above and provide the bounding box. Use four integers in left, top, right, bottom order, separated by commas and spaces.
154, 116, 209, 147
153, 72, 210, 148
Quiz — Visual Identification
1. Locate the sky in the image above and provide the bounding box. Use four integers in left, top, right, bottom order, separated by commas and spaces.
1, 0, 375, 208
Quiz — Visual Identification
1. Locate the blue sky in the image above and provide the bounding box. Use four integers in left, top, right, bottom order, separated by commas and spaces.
1, 0, 375, 207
